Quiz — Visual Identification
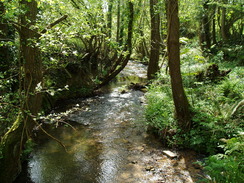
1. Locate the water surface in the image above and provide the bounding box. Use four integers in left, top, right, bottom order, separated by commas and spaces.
15, 61, 203, 183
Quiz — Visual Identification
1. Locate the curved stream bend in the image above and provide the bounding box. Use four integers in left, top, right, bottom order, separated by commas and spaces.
15, 61, 202, 183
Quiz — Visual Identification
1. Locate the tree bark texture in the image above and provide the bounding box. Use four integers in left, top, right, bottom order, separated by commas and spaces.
107, 0, 113, 38
211, 4, 217, 45
20, 0, 43, 120
221, 3, 229, 41
0, 1, 42, 182
147, 0, 161, 80
166, 0, 191, 130
199, 0, 211, 51
116, 0, 121, 43
212, 14, 217, 45
119, 5, 124, 46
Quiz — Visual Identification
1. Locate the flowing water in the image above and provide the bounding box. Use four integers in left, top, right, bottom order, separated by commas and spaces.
15, 61, 203, 183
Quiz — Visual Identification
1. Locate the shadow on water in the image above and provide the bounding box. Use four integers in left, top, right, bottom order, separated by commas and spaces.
15, 61, 204, 183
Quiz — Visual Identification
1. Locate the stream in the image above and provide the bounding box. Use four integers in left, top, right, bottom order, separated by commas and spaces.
15, 61, 203, 183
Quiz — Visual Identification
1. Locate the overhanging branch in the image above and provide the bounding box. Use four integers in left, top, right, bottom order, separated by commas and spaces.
40, 15, 68, 34
10, 15, 68, 37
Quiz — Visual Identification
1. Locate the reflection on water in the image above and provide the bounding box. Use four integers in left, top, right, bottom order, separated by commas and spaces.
15, 61, 150, 183
20, 89, 147, 183
15, 61, 203, 183
27, 126, 102, 183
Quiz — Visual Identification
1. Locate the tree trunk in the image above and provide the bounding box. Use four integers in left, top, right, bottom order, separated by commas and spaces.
211, 3, 217, 45
147, 0, 161, 80
0, 1, 42, 182
212, 14, 217, 45
166, 0, 191, 130
199, 0, 211, 51
119, 6, 124, 46
107, 0, 113, 38
20, 0, 43, 116
126, 2, 133, 54
116, 0, 120, 43
97, 1, 134, 88
220, 0, 230, 41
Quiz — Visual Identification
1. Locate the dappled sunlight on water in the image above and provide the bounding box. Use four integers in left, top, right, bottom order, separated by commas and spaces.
15, 61, 203, 183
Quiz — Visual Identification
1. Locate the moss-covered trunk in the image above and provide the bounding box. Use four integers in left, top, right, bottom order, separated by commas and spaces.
0, 116, 24, 182
0, 1, 42, 182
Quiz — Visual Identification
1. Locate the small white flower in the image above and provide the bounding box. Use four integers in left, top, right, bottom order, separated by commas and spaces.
35, 82, 42, 91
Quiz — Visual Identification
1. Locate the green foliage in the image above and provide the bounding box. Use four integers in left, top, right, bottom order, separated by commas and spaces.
0, 73, 20, 136
203, 134, 244, 183
210, 50, 224, 64
23, 139, 36, 155
182, 111, 223, 154
145, 83, 176, 131
210, 45, 244, 66
145, 41, 243, 156
183, 63, 243, 154
1, 0, 243, 155
219, 79, 242, 102
220, 45, 244, 65
22, 139, 36, 159
179, 0, 201, 38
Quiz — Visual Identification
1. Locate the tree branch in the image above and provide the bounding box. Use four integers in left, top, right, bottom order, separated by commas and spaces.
10, 21, 41, 36
40, 15, 68, 34
70, 0, 80, 9
11, 15, 68, 37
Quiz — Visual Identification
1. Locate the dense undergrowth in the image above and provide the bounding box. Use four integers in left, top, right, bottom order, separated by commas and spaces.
145, 40, 244, 183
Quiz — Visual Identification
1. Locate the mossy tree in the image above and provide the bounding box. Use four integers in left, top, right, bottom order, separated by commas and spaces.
0, 0, 42, 182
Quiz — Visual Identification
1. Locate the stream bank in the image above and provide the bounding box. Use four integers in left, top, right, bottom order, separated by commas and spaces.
15, 61, 203, 183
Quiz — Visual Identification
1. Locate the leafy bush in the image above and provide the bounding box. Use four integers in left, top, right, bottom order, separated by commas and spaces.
203, 134, 244, 183
0, 72, 20, 136
182, 66, 243, 154
145, 42, 243, 156
145, 84, 176, 131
